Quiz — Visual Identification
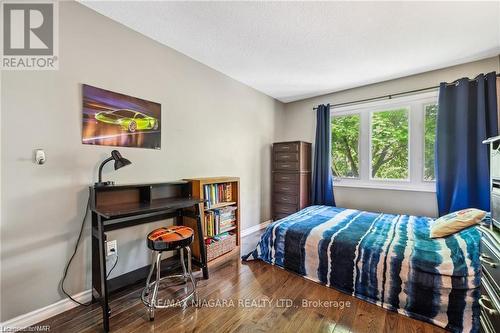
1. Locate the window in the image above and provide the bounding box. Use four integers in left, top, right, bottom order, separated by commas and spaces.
331, 114, 360, 178
114, 110, 136, 118
330, 91, 437, 192
424, 104, 437, 181
370, 108, 409, 180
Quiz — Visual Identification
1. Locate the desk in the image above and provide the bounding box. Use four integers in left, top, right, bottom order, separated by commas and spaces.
90, 181, 207, 332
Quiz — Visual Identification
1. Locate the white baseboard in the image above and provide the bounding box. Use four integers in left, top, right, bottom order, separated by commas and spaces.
0, 289, 92, 331
241, 220, 272, 237
1, 220, 273, 331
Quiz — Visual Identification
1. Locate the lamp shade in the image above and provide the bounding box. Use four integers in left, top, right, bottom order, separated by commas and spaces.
111, 150, 131, 170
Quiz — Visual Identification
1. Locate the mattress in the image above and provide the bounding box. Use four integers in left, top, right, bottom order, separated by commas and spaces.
243, 205, 481, 332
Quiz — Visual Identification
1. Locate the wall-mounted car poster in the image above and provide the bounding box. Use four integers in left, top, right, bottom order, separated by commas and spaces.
82, 84, 161, 149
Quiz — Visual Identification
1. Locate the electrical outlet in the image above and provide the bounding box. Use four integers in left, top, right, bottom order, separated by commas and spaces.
106, 240, 117, 256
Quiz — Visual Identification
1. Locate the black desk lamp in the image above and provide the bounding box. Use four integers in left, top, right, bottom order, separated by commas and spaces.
96, 150, 131, 186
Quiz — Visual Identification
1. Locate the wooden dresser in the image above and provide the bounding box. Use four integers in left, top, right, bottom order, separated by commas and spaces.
272, 141, 311, 220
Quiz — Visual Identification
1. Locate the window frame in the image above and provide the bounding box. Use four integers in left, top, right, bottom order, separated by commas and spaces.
330, 91, 438, 192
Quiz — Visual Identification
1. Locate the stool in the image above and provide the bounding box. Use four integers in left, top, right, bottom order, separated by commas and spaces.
141, 226, 197, 320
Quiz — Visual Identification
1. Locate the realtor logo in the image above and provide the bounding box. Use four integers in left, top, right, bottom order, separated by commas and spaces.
1, 1, 58, 70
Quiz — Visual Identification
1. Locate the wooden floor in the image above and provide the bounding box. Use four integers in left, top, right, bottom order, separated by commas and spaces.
38, 230, 447, 333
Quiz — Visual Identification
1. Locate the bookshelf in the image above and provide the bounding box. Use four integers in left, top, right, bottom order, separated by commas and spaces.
184, 177, 240, 264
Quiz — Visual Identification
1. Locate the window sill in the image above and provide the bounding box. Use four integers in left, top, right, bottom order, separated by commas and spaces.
333, 181, 436, 193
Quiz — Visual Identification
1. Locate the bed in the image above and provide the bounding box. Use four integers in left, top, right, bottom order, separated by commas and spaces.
243, 205, 481, 333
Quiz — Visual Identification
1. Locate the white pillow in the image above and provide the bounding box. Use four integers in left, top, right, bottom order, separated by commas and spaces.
430, 208, 486, 238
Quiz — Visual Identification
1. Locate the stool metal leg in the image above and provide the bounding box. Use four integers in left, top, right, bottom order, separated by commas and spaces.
144, 250, 156, 297
149, 251, 162, 321
186, 246, 198, 304
180, 248, 187, 281
186, 247, 192, 277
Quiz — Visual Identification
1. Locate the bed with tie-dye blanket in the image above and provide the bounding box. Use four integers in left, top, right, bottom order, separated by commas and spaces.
242, 205, 481, 332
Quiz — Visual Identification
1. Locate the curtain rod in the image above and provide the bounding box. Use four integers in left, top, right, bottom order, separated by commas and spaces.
313, 73, 500, 110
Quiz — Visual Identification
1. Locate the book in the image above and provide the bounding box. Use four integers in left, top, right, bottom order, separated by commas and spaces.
203, 182, 233, 209
204, 205, 236, 238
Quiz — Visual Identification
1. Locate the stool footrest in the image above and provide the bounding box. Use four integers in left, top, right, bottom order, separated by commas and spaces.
141, 288, 196, 309
141, 274, 196, 309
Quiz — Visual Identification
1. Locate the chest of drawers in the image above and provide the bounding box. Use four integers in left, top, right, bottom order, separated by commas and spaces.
479, 225, 500, 333
272, 141, 311, 220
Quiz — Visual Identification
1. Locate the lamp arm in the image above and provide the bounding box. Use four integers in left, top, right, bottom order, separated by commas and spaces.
98, 157, 113, 183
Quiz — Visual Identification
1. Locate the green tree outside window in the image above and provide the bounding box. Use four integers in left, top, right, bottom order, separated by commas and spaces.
331, 105, 437, 182
370, 109, 409, 179
331, 114, 360, 178
424, 104, 438, 181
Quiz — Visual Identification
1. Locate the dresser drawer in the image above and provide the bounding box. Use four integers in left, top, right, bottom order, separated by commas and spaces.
273, 203, 298, 215
274, 173, 299, 183
274, 161, 299, 171
275, 152, 299, 162
481, 230, 500, 295
274, 142, 299, 152
274, 193, 298, 205
274, 182, 299, 194
480, 275, 500, 333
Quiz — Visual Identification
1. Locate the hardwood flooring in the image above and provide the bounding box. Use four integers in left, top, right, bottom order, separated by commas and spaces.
36, 230, 447, 333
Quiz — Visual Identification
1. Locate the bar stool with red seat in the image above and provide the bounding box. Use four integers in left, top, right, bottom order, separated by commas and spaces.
141, 225, 197, 320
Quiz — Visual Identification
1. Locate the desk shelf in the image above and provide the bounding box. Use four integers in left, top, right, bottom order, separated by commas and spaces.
96, 197, 201, 219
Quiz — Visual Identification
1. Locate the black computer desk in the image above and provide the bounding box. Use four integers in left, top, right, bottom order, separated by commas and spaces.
89, 181, 207, 332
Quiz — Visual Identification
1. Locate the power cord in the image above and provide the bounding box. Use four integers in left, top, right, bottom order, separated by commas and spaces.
60, 194, 92, 306
107, 254, 119, 279
61, 194, 120, 306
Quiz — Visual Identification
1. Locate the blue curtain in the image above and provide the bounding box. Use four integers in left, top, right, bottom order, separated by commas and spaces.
436, 72, 498, 216
312, 104, 335, 206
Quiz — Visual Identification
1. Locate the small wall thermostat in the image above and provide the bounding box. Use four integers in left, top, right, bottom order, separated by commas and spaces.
35, 149, 46, 165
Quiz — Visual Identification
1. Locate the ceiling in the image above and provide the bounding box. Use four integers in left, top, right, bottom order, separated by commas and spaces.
82, 1, 500, 103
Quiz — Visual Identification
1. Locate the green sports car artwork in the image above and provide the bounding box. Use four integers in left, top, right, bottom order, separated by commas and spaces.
95, 109, 159, 133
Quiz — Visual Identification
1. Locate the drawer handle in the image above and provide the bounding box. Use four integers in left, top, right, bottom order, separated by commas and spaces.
282, 197, 289, 201
479, 296, 499, 316
281, 177, 290, 180
282, 187, 289, 190
480, 254, 498, 268
281, 164, 290, 168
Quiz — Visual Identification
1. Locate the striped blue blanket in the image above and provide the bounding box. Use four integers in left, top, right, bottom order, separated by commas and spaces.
243, 205, 481, 332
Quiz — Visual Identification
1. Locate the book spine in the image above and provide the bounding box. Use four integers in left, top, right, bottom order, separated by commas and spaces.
215, 184, 219, 205
204, 213, 208, 237
227, 183, 232, 202
209, 211, 213, 237
211, 184, 216, 206
204, 185, 210, 208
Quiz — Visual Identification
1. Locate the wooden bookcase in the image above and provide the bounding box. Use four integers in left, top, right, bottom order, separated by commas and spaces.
184, 177, 240, 265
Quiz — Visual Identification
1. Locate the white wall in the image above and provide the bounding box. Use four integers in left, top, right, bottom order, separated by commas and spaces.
279, 56, 500, 218
0, 2, 284, 321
